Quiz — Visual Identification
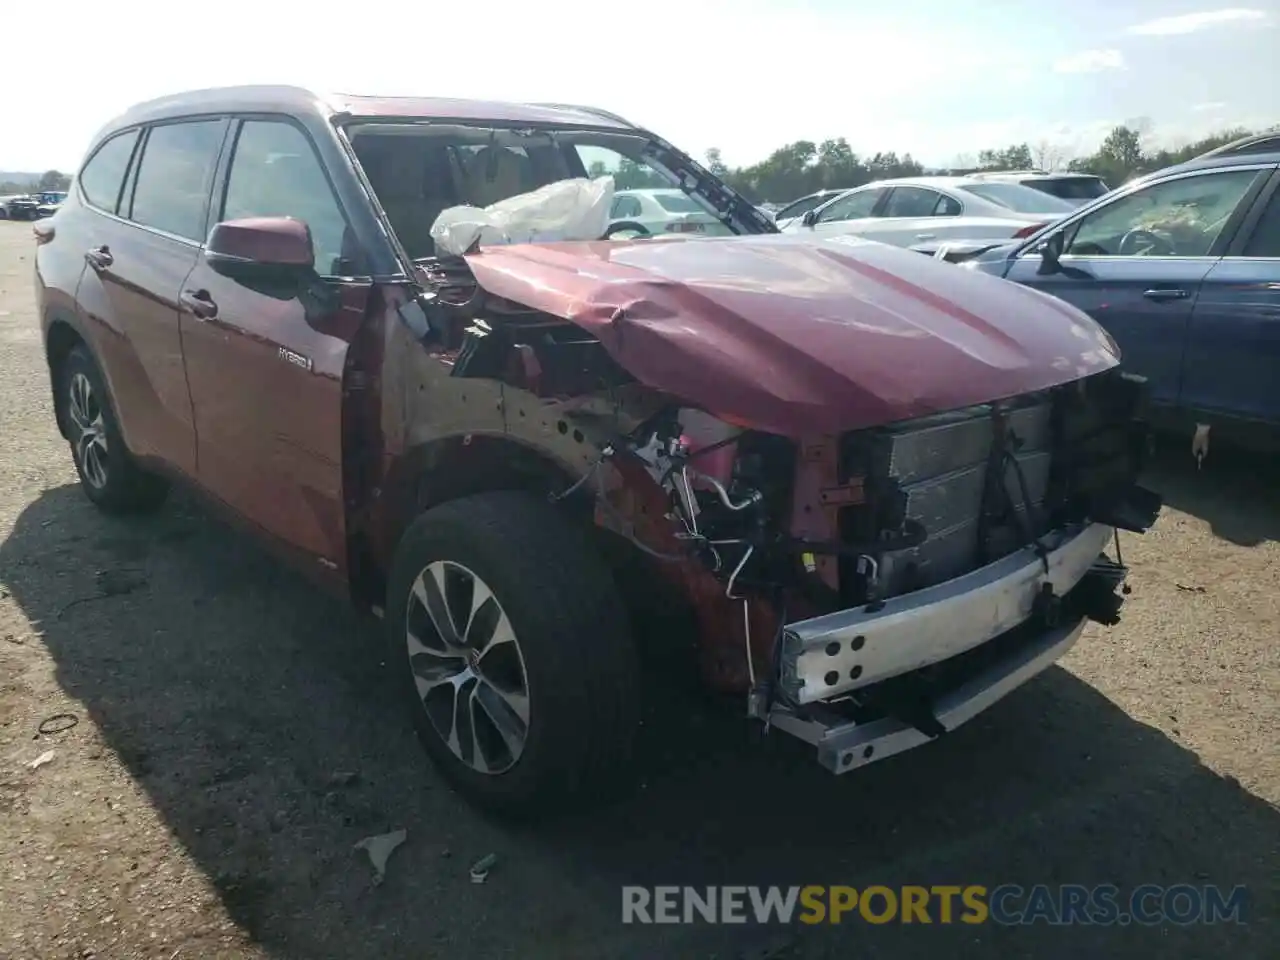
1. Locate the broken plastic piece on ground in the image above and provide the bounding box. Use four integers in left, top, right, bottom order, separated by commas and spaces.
469, 852, 498, 883
353, 828, 407, 886
28, 749, 56, 771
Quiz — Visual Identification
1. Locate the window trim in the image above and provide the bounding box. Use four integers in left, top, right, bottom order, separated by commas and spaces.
117, 114, 232, 247
1225, 167, 1280, 259
212, 113, 364, 278
75, 126, 144, 216
1014, 163, 1276, 262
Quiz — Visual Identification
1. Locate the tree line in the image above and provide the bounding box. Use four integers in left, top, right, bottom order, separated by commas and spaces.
0, 170, 72, 195
691, 123, 1277, 205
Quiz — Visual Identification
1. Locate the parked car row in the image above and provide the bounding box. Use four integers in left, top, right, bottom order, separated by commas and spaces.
1, 190, 67, 220
775, 175, 1076, 245
758, 134, 1280, 453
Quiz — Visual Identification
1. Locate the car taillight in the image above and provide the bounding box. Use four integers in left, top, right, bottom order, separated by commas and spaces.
1012, 222, 1048, 239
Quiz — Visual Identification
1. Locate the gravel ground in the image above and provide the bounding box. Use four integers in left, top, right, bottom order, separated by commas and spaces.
0, 219, 1276, 960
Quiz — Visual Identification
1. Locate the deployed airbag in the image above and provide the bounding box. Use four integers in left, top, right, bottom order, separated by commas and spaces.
430, 176, 616, 256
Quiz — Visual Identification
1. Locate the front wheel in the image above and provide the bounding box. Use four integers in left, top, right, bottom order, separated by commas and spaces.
386, 490, 639, 817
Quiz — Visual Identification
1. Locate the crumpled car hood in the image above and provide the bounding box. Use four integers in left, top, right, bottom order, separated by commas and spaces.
461, 233, 1118, 437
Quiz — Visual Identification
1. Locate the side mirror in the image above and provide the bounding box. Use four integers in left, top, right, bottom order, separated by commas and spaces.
801, 209, 819, 227
1036, 231, 1065, 276
205, 217, 314, 284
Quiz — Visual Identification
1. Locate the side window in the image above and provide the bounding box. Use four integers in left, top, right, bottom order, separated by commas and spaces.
576, 145, 667, 191
1066, 169, 1261, 258
882, 187, 945, 218
221, 119, 351, 276
610, 196, 642, 219
129, 120, 225, 241
817, 189, 881, 222
934, 193, 963, 216
1242, 189, 1280, 257
78, 129, 140, 213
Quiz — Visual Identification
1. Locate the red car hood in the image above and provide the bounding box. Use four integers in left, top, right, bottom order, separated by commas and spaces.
461, 233, 1118, 437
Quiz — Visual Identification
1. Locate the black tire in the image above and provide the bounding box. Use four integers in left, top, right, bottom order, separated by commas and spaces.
60, 345, 169, 514
387, 490, 639, 817
603, 220, 650, 239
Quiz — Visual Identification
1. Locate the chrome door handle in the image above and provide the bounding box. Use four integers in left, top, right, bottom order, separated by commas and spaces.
1142, 288, 1189, 302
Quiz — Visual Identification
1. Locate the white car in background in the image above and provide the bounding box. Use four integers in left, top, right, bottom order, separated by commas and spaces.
780, 176, 1075, 248
606, 188, 730, 237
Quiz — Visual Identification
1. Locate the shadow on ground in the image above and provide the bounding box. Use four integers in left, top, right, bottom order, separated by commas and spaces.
1, 480, 1276, 960
1143, 435, 1280, 547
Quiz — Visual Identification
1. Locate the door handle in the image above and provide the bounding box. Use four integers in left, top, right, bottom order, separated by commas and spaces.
84, 245, 113, 270
1142, 287, 1189, 302
916, 233, 936, 240
179, 288, 218, 320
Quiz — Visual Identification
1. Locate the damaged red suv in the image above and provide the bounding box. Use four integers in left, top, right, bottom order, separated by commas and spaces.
35, 86, 1160, 815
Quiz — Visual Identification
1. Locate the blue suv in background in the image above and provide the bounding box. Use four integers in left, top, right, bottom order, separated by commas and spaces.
957, 133, 1280, 456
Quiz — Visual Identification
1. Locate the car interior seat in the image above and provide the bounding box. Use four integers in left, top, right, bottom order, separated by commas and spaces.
464, 146, 533, 209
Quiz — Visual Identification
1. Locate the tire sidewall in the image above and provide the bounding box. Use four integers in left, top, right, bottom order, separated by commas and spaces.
387, 495, 635, 813
61, 346, 133, 507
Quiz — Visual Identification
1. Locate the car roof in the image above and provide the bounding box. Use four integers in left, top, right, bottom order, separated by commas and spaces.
970, 170, 1104, 181
100, 85, 637, 137
1152, 149, 1280, 179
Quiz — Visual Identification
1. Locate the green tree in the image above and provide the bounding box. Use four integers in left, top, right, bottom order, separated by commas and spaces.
704, 148, 729, 176
976, 143, 1034, 171
38, 170, 70, 191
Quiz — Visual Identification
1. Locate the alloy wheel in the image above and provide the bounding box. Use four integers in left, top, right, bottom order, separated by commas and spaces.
68, 372, 109, 489
405, 561, 531, 775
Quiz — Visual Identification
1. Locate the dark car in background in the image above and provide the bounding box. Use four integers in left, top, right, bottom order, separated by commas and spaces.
0, 194, 40, 220
960, 144, 1280, 455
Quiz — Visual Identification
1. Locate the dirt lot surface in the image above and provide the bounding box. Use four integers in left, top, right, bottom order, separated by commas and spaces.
0, 219, 1276, 959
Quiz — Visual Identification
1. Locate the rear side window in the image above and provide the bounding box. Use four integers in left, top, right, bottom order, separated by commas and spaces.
1027, 177, 1109, 202
1242, 190, 1280, 257
220, 119, 352, 276
78, 129, 139, 213
882, 186, 944, 217
129, 120, 225, 241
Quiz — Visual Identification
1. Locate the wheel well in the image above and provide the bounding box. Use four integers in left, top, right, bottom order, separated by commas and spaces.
45, 320, 84, 439
355, 435, 605, 612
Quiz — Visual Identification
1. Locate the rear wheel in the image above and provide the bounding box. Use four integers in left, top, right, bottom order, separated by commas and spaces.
387, 490, 639, 817
60, 345, 169, 514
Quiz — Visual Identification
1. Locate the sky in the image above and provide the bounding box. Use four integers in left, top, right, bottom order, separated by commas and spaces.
2, 0, 1277, 174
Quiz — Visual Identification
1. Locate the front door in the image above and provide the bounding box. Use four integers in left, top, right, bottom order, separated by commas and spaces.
1003, 166, 1267, 408
180, 116, 371, 569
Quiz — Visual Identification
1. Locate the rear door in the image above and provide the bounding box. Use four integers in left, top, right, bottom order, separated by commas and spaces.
864, 186, 964, 246
1179, 170, 1280, 424
180, 115, 370, 569
1001, 166, 1269, 407
72, 118, 228, 477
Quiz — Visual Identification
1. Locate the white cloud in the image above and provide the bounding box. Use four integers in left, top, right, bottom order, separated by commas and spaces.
1053, 49, 1125, 73
1126, 8, 1269, 36
1191, 101, 1228, 112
